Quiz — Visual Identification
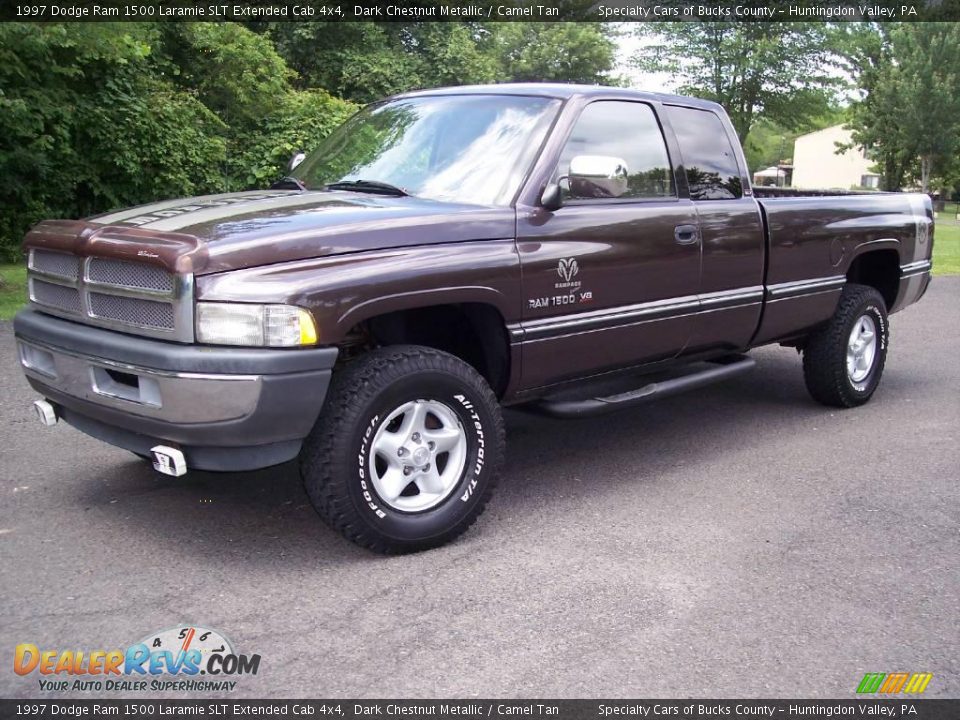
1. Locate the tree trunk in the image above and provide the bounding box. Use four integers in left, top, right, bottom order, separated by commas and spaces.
920, 156, 932, 193
882, 156, 901, 191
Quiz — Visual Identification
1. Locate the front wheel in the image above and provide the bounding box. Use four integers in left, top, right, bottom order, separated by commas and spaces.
300, 346, 505, 553
803, 283, 889, 408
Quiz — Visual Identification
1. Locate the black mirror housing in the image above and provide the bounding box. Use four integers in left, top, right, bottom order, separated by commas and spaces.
541, 183, 563, 211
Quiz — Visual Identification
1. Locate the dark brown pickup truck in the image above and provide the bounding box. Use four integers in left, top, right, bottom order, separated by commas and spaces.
14, 84, 934, 552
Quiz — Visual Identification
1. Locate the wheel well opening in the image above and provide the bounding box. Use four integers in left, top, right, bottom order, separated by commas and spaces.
846, 249, 900, 309
342, 303, 511, 397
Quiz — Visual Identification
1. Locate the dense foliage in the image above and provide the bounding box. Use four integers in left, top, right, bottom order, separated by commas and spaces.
0, 21, 618, 260
632, 23, 842, 142
0, 23, 356, 259
841, 23, 960, 192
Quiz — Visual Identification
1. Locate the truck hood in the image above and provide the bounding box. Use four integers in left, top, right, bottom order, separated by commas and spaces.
25, 190, 516, 276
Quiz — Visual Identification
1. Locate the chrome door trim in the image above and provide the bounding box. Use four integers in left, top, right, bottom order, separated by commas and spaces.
518, 286, 765, 343
766, 275, 846, 300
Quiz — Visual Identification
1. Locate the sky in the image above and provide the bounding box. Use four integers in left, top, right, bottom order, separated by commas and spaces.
612, 28, 677, 92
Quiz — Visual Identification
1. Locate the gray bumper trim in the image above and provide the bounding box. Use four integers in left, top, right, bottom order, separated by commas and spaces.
59, 408, 304, 472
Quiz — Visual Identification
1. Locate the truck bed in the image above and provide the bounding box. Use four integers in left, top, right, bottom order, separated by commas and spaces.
749, 190, 933, 345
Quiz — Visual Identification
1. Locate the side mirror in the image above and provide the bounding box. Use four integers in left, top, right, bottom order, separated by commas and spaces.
287, 150, 306, 172
540, 182, 563, 211
568, 155, 629, 199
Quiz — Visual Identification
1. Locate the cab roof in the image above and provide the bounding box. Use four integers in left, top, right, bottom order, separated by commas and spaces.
393, 83, 724, 112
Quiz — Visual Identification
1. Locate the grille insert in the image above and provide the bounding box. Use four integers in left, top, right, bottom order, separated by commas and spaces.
87, 258, 174, 293
89, 293, 175, 329
30, 279, 82, 313
26, 249, 192, 341
30, 250, 80, 280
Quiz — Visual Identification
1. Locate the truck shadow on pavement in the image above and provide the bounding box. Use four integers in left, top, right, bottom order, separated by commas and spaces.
70, 347, 912, 565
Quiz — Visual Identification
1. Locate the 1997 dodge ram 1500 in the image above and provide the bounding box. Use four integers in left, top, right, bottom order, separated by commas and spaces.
14, 84, 934, 552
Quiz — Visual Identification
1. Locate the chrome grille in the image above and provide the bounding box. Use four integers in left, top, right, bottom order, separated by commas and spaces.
87, 258, 174, 293
89, 293, 175, 329
26, 249, 193, 342
29, 249, 80, 280
30, 278, 82, 313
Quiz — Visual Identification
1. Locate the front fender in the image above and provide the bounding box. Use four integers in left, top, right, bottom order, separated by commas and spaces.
195, 240, 523, 344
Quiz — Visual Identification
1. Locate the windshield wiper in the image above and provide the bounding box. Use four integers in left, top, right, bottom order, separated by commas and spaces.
326, 179, 409, 196
271, 176, 307, 191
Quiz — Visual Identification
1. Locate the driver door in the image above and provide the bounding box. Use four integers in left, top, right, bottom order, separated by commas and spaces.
515, 100, 701, 389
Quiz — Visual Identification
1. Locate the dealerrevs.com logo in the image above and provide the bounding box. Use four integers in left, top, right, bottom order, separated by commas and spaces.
14, 625, 261, 693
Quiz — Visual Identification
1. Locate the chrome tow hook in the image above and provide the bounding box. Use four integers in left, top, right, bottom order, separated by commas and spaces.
150, 445, 188, 477
33, 399, 58, 427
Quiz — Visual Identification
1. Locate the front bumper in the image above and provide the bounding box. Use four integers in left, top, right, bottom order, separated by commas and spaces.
14, 308, 338, 471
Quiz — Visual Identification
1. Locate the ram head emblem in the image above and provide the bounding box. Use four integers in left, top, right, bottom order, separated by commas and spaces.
557, 258, 579, 282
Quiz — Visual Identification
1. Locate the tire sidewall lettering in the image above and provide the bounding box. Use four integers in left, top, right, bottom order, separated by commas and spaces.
357, 413, 385, 518
454, 393, 484, 502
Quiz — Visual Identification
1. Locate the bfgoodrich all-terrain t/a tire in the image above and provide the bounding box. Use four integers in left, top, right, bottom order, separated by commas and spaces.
803, 283, 890, 408
300, 345, 505, 553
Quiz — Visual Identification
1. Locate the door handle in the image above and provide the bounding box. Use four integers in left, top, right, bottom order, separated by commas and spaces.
674, 224, 699, 245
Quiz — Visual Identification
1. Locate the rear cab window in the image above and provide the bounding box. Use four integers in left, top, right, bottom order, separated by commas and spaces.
665, 105, 744, 201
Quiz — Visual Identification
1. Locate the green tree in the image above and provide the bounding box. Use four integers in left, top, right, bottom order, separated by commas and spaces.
263, 22, 498, 104
837, 24, 910, 191
0, 23, 227, 259
262, 21, 617, 104
844, 23, 960, 193
230, 89, 357, 188
743, 119, 796, 175
162, 22, 293, 127
492, 23, 617, 84
632, 23, 842, 141
158, 23, 356, 188
0, 22, 355, 259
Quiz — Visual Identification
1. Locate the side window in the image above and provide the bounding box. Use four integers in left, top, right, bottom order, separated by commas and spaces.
665, 105, 744, 201
557, 101, 675, 201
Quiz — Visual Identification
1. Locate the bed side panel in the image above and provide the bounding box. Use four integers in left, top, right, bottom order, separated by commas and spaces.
753, 193, 925, 345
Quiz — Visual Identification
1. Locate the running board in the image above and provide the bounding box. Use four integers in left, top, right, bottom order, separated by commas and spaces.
529, 356, 756, 418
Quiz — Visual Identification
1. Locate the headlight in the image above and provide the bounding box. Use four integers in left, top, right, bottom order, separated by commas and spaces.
196, 303, 318, 347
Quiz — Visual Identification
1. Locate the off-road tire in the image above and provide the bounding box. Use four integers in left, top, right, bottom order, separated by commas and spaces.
803, 283, 889, 408
300, 345, 505, 553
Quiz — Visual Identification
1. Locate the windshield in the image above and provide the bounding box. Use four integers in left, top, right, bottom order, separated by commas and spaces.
293, 94, 561, 206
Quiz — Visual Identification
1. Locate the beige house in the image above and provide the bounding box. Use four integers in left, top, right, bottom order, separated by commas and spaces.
791, 125, 881, 190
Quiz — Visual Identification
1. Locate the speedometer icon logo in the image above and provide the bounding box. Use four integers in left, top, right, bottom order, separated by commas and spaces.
138, 625, 234, 672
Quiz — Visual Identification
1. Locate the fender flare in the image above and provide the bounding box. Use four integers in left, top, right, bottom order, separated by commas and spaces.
335, 286, 512, 339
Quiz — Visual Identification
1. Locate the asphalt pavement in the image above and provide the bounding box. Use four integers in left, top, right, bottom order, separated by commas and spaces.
1, 279, 958, 699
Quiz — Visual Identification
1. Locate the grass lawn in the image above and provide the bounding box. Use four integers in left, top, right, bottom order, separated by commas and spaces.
933, 223, 960, 276
0, 226, 957, 322
0, 263, 27, 321
936, 202, 959, 220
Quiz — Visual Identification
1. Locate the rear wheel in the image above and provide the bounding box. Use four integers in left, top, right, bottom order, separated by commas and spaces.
300, 345, 505, 553
803, 283, 889, 408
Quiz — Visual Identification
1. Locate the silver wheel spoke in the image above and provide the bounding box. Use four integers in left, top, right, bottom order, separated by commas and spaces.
398, 401, 429, 441
374, 431, 404, 458
424, 427, 462, 453
378, 467, 410, 502
416, 466, 446, 495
